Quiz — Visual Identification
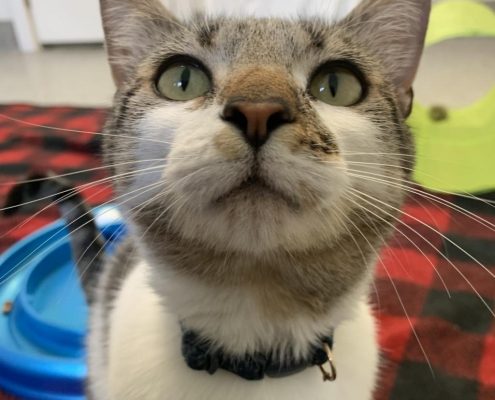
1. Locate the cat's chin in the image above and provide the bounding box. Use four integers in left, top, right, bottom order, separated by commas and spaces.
213, 174, 301, 211
148, 163, 353, 253
158, 189, 351, 255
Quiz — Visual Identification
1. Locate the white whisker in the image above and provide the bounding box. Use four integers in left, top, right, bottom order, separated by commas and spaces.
347, 187, 495, 318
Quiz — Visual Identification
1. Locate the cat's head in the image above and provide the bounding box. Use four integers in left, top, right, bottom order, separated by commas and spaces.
101, 0, 430, 256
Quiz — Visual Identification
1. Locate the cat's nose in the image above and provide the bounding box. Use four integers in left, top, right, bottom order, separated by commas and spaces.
222, 101, 293, 148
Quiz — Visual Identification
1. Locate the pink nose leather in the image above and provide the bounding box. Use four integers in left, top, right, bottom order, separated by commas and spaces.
223, 101, 292, 148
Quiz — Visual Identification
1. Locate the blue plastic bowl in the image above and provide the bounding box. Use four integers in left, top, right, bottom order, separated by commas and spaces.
0, 206, 126, 400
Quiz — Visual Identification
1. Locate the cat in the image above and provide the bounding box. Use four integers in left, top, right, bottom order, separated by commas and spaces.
85, 0, 431, 398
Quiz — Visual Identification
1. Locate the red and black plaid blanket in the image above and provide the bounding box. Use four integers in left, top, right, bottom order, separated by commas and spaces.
0, 104, 494, 400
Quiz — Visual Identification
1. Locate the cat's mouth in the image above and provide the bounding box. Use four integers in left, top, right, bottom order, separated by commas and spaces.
214, 174, 300, 210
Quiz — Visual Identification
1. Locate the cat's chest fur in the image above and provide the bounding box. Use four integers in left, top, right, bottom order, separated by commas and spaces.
88, 256, 378, 400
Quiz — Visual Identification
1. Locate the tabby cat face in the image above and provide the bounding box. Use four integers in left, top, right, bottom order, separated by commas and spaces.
102, 0, 430, 255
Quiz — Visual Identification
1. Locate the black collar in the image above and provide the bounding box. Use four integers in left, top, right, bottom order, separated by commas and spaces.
181, 330, 335, 381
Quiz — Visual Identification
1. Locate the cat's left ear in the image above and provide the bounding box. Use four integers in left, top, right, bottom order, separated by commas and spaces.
344, 0, 431, 116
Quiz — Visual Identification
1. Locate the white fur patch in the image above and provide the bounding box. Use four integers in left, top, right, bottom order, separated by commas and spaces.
101, 261, 378, 400
314, 103, 403, 202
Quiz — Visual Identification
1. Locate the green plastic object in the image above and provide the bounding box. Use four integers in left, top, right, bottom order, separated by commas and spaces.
409, 0, 495, 193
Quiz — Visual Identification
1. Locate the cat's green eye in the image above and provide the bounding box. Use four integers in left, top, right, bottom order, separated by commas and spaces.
309, 65, 364, 107
156, 63, 211, 101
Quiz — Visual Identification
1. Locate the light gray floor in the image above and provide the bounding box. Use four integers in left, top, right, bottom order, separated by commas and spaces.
0, 44, 115, 107
0, 38, 494, 108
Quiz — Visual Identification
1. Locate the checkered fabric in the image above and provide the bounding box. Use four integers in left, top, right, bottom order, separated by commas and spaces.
374, 191, 495, 400
0, 104, 494, 400
0, 104, 112, 254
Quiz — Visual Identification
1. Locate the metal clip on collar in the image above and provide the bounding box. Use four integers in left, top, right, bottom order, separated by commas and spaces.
319, 342, 337, 382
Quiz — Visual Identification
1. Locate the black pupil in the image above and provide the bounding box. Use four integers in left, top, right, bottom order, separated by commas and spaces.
179, 67, 191, 91
328, 73, 339, 97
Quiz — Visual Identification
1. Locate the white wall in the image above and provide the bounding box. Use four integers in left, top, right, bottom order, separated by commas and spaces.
0, 2, 11, 21
161, 0, 360, 20
30, 0, 103, 44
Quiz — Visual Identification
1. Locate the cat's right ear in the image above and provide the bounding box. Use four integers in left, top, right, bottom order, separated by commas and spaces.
100, 0, 179, 87
343, 0, 431, 117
